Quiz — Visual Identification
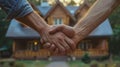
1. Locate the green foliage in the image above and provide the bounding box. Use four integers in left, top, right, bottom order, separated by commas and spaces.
109, 6, 120, 55
68, 0, 76, 6
14, 62, 25, 67
109, 6, 120, 27
0, 10, 13, 48
28, 0, 40, 5
109, 25, 120, 55
81, 53, 91, 64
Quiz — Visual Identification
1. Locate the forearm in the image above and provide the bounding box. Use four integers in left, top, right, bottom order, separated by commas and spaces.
73, 0, 120, 41
16, 11, 49, 33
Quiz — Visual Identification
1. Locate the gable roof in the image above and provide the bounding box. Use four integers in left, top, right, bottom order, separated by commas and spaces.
75, 0, 91, 15
66, 6, 79, 16
44, 0, 76, 21
37, 5, 79, 17
6, 19, 113, 39
89, 19, 113, 37
37, 5, 52, 16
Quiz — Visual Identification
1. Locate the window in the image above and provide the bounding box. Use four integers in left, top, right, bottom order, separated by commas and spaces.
54, 18, 63, 25
27, 40, 40, 51
78, 40, 92, 51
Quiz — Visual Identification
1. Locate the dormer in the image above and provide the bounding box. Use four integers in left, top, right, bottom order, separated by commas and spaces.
44, 0, 76, 26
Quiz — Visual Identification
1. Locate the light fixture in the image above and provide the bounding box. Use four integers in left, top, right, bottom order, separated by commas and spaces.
34, 41, 38, 46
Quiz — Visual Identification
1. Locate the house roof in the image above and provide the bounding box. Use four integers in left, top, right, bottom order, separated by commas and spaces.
37, 5, 52, 16
6, 20, 40, 38
37, 5, 79, 16
66, 6, 79, 15
44, 0, 76, 21
6, 19, 113, 38
89, 19, 113, 37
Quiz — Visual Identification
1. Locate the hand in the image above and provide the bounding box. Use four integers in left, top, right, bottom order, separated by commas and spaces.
49, 25, 83, 45
49, 25, 75, 38
43, 25, 77, 54
39, 25, 75, 54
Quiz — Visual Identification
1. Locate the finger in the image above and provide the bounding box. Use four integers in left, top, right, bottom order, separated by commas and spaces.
59, 39, 71, 53
54, 48, 59, 54
65, 37, 76, 51
62, 26, 75, 38
49, 44, 56, 52
59, 43, 66, 55
41, 31, 49, 43
49, 25, 64, 34
40, 39, 43, 44
43, 43, 51, 49
53, 40, 65, 53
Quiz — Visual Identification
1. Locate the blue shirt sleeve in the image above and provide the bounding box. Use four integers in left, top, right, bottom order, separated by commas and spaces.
0, 0, 33, 20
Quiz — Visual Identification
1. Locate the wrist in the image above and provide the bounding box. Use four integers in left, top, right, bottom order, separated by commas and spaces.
37, 25, 50, 34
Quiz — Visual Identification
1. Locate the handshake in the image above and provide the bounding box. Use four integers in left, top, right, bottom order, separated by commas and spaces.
39, 24, 80, 55
18, 0, 116, 55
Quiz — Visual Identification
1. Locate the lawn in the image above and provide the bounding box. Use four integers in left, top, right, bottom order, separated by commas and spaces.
0, 59, 120, 67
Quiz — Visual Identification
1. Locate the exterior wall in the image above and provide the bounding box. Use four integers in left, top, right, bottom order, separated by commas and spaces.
13, 38, 109, 59
71, 38, 109, 57
47, 6, 70, 25
12, 4, 110, 59
13, 39, 50, 59
14, 49, 50, 59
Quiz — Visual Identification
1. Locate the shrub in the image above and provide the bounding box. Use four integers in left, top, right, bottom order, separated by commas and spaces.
81, 53, 91, 64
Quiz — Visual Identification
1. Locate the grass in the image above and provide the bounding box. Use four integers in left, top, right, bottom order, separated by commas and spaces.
68, 60, 120, 67
1, 57, 120, 67
15, 60, 50, 67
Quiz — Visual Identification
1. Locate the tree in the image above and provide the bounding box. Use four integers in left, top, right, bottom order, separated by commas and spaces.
109, 5, 120, 55
0, 10, 12, 48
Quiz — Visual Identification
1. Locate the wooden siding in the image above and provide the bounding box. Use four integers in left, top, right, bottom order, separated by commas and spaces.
14, 49, 50, 59
70, 49, 108, 57
47, 6, 69, 25
13, 39, 109, 59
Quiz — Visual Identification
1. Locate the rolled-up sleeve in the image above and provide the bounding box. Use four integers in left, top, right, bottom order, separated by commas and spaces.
0, 0, 33, 20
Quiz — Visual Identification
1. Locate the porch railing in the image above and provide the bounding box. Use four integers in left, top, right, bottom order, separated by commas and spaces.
70, 49, 109, 57
14, 49, 50, 59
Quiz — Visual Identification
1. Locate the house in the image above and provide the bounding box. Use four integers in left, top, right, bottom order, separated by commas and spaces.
6, 0, 113, 60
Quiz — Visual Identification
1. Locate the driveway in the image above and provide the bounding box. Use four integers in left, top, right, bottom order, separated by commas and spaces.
46, 61, 69, 67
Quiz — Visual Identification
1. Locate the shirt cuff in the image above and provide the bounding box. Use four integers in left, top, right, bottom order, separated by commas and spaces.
6, 0, 33, 20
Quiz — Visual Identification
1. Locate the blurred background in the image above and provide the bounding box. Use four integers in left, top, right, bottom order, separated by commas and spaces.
0, 0, 120, 67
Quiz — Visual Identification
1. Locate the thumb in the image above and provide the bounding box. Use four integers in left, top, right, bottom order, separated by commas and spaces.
49, 25, 64, 34
62, 26, 75, 38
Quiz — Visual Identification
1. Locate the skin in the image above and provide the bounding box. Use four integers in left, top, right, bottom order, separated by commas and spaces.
45, 0, 120, 54
16, 11, 75, 54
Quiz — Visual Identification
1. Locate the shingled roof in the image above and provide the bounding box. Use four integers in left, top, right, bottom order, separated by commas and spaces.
6, 20, 40, 38
6, 1, 113, 38
37, 5, 52, 16
44, 0, 76, 21
6, 19, 113, 38
37, 5, 79, 16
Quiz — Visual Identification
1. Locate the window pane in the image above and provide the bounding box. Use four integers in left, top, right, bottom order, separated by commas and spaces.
59, 19, 62, 24
54, 18, 62, 25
